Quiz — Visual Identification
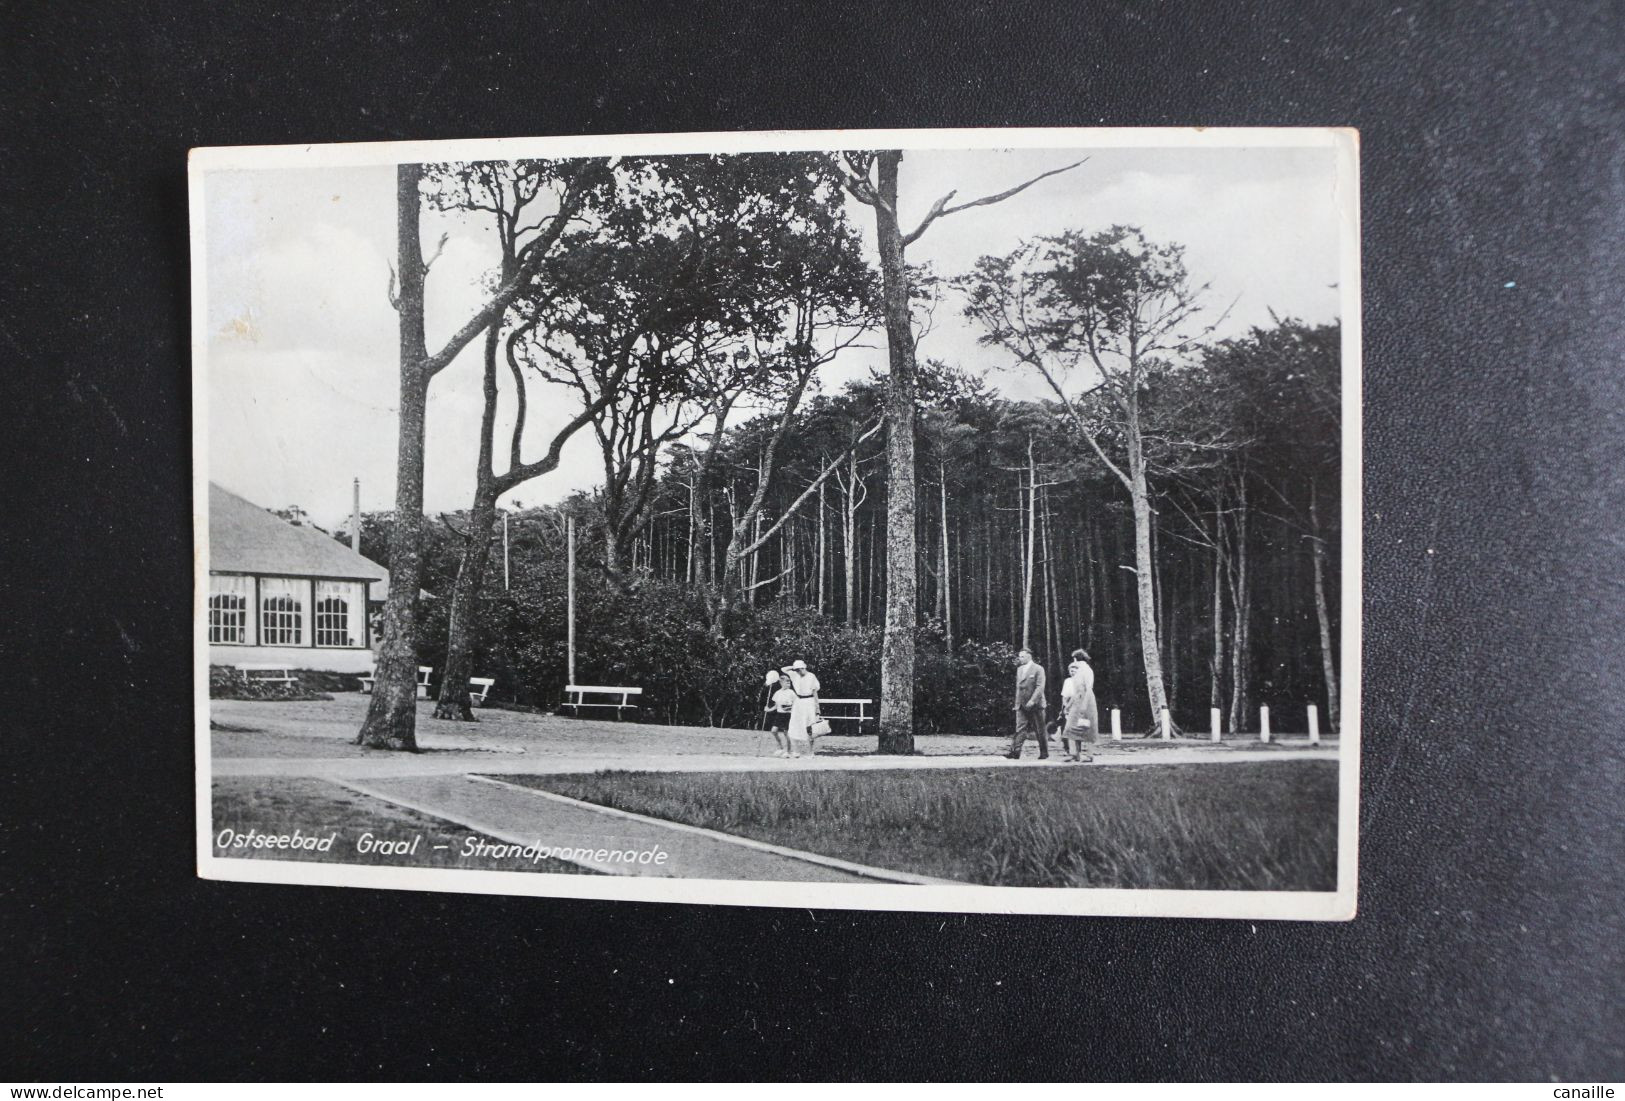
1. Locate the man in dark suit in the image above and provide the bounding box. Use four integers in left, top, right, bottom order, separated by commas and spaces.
1007, 647, 1049, 760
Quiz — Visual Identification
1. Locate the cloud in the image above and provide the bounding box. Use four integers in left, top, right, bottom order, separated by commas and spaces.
209, 220, 394, 359
202, 145, 1346, 518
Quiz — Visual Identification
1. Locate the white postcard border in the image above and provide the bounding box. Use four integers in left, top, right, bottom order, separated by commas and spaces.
192, 126, 1361, 921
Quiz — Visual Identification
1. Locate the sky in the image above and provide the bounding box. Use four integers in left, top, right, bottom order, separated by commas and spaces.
202, 143, 1343, 531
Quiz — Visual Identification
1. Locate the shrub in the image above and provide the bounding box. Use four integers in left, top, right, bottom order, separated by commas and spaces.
208, 665, 333, 702
439, 571, 1024, 734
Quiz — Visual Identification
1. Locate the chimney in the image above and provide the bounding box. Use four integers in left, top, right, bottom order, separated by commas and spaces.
349, 478, 362, 551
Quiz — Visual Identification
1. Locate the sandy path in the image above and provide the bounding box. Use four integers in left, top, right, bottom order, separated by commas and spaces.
336, 773, 901, 883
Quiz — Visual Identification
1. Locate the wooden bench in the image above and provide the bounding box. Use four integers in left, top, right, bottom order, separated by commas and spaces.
818, 698, 874, 732
469, 677, 495, 708
359, 665, 434, 699
236, 663, 296, 687
561, 685, 642, 720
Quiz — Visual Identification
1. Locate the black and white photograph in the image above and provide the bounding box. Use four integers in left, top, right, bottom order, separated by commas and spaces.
192, 128, 1360, 919
15, 0, 1625, 1083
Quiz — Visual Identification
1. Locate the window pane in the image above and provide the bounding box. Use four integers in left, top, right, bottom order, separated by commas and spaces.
208, 575, 252, 644
315, 580, 364, 647
260, 578, 304, 646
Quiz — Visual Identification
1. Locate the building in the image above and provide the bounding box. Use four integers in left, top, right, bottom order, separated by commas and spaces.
206, 482, 391, 673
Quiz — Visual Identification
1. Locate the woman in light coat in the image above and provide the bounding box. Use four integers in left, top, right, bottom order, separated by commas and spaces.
781, 659, 821, 758
1060, 648, 1100, 762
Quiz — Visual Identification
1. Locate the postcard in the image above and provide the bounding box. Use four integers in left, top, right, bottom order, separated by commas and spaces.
193, 127, 1359, 919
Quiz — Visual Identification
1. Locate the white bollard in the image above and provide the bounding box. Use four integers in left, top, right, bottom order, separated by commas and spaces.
1210, 707, 1221, 742
1308, 703, 1320, 744
1160, 707, 1171, 740
1111, 708, 1122, 741
1260, 704, 1271, 743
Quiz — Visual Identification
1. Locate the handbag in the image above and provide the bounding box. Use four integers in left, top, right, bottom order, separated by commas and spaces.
809, 717, 833, 737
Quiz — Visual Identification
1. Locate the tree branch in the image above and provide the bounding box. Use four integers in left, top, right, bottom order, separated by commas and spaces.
422, 232, 450, 275
742, 561, 796, 594
420, 162, 602, 379
738, 418, 883, 559
496, 336, 639, 493
902, 158, 1086, 246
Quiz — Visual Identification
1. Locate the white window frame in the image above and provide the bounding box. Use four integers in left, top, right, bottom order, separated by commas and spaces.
314, 580, 365, 648
259, 577, 306, 647
208, 575, 253, 645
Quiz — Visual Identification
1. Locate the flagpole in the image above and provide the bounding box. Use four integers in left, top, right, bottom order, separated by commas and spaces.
566, 514, 576, 686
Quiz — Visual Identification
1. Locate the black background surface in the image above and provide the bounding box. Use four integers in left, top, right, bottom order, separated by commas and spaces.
4, 0, 1622, 1082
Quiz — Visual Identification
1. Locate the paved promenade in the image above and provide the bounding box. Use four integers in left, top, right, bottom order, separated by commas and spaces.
335, 773, 926, 883
210, 694, 1340, 882
214, 744, 1337, 779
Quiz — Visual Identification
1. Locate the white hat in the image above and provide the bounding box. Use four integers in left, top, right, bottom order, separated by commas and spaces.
764, 669, 782, 686
790, 659, 808, 671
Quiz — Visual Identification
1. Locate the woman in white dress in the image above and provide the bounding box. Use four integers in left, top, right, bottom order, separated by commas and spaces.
781, 659, 821, 758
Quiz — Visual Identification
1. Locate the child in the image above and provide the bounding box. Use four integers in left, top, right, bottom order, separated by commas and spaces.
764, 672, 798, 757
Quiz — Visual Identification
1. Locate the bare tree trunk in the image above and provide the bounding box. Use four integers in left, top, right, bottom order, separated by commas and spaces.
837, 147, 1079, 744
694, 458, 719, 588
1129, 451, 1171, 726
1021, 438, 1036, 650
817, 472, 827, 614
843, 449, 859, 625
1153, 509, 1179, 712
1086, 515, 1099, 650
706, 498, 717, 585
434, 306, 506, 723
1099, 516, 1116, 655
1310, 481, 1340, 731
934, 500, 947, 622
1043, 484, 1062, 673
687, 478, 699, 584
604, 526, 620, 579
434, 491, 497, 721
868, 507, 878, 621
783, 512, 795, 605
1228, 478, 1251, 735
357, 164, 430, 752
1068, 524, 1082, 648
873, 151, 917, 754
1004, 524, 1012, 641
750, 452, 764, 602
1211, 530, 1226, 714
440, 330, 627, 704
1167, 573, 1179, 713
975, 513, 988, 633
745, 492, 760, 608
940, 461, 953, 652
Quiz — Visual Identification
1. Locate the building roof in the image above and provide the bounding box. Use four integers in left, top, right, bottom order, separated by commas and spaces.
208, 482, 395, 597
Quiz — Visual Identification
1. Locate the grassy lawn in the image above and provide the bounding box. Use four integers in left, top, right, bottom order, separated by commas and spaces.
210, 777, 595, 874
212, 725, 376, 759
504, 762, 1337, 891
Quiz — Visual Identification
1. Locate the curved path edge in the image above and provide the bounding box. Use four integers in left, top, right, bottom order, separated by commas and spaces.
466, 774, 961, 887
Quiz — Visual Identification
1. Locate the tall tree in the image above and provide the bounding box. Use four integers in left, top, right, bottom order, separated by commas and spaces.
693, 202, 879, 619
427, 160, 617, 721
559, 153, 866, 590
833, 150, 1081, 753
918, 407, 977, 651
960, 226, 1235, 728
358, 161, 583, 750
1205, 319, 1341, 729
